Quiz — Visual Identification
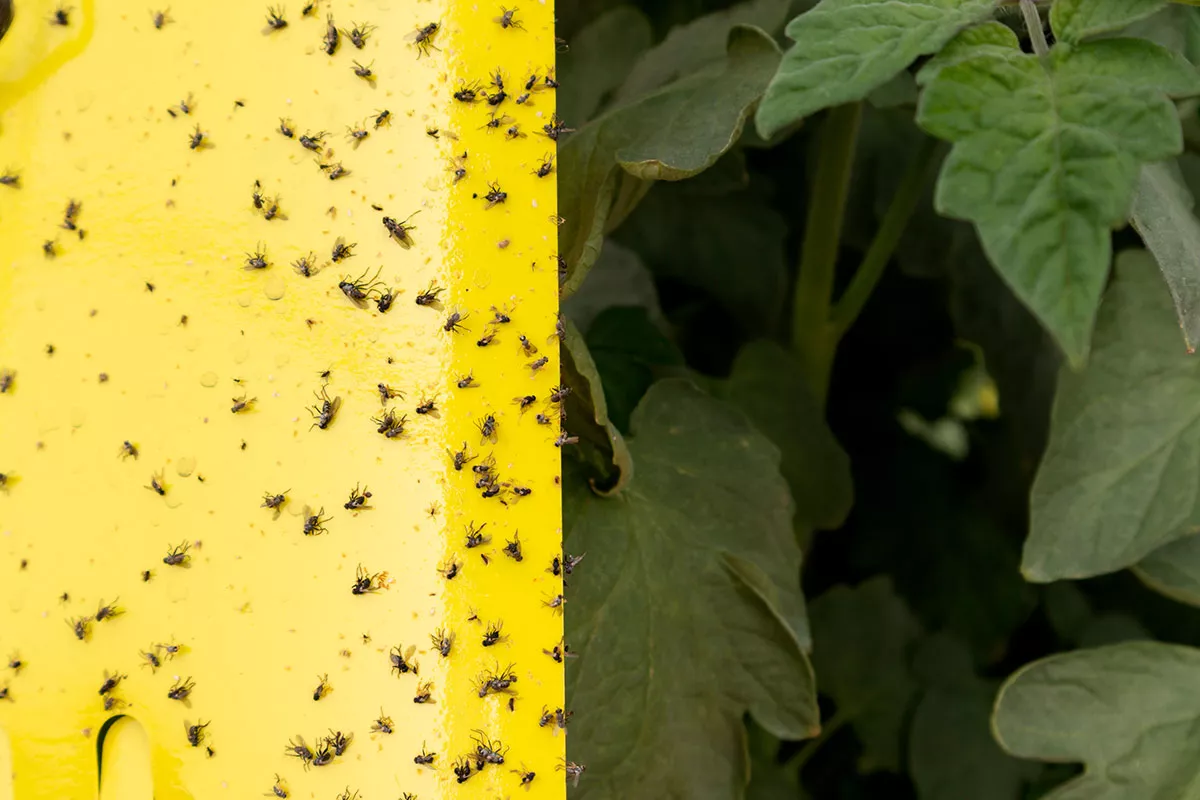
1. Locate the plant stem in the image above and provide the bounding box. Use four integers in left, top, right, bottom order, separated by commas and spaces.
1020, 0, 1049, 56
791, 102, 861, 405
830, 136, 940, 339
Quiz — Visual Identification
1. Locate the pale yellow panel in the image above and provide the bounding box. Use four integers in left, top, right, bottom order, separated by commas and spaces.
0, 0, 563, 798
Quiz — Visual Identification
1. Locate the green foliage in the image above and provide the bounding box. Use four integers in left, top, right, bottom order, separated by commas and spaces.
993, 642, 1200, 799
555, 0, 1200, 798
917, 26, 1200, 364
756, 0, 995, 137
563, 380, 818, 797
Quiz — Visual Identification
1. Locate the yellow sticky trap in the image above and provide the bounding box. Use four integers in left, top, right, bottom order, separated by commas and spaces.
0, 1, 563, 798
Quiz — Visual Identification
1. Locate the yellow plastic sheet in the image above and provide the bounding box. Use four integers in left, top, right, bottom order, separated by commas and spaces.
0, 1, 564, 797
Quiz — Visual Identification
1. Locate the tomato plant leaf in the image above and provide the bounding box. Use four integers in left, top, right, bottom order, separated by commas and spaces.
754, 0, 995, 139
1131, 161, 1200, 353
613, 173, 789, 333
559, 6, 653, 125
917, 27, 1200, 364
561, 318, 634, 493
1051, 0, 1169, 44
559, 25, 781, 298
1026, 251, 1200, 582
809, 577, 921, 772
717, 340, 853, 530
1136, 533, 1200, 607
562, 238, 665, 335
909, 635, 1040, 800
993, 641, 1200, 798
564, 379, 818, 799
586, 307, 685, 432
615, 0, 794, 103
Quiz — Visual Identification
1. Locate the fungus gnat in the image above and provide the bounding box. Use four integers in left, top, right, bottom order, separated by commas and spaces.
326, 730, 351, 756
504, 533, 523, 561
407, 22, 439, 57
376, 287, 395, 313
371, 713, 394, 735
464, 521, 489, 549
268, 775, 289, 798
299, 130, 327, 152
312, 673, 331, 701
69, 616, 92, 641
99, 671, 126, 695
415, 744, 436, 765
292, 253, 319, 277
320, 161, 349, 180
285, 736, 314, 767
231, 394, 255, 413
481, 112, 512, 132
374, 109, 391, 128
346, 123, 369, 146
344, 483, 371, 510
0, 170, 19, 188
302, 506, 331, 536
453, 757, 473, 783
415, 282, 444, 306
119, 440, 139, 459
343, 21, 374, 48
264, 5, 287, 31
352, 60, 374, 80
338, 267, 382, 306
495, 6, 523, 29
152, 9, 171, 28
94, 599, 121, 622
415, 397, 436, 415
559, 761, 587, 787
378, 382, 403, 404
389, 644, 417, 676
543, 115, 573, 140
188, 125, 206, 150
453, 81, 480, 103
185, 721, 209, 748
476, 413, 498, 444
147, 471, 167, 495
167, 676, 195, 702
535, 154, 555, 177
244, 244, 269, 270
382, 212, 419, 245
323, 14, 339, 54
438, 559, 460, 579
371, 409, 407, 439
528, 356, 550, 373
163, 541, 191, 566
50, 5, 71, 26
330, 237, 356, 262
278, 118, 295, 138
477, 330, 496, 347
484, 181, 507, 207
482, 620, 504, 647
443, 309, 469, 334
413, 681, 433, 703
457, 372, 477, 389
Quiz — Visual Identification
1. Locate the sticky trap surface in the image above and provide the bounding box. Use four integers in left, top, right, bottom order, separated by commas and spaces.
0, 1, 563, 798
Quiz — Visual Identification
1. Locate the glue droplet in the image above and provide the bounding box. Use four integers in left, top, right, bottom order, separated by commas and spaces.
200, 372, 219, 388
264, 276, 286, 301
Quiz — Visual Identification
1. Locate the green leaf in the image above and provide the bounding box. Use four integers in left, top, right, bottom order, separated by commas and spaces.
1137, 533, 1200, 607
586, 307, 685, 432
1051, 0, 1169, 44
561, 318, 633, 492
561, 238, 665, 335
993, 641, 1200, 799
716, 340, 853, 530
564, 379, 818, 799
1026, 250, 1200, 581
614, 0, 793, 103
1120, 3, 1200, 60
909, 635, 1040, 800
755, 0, 995, 139
559, 6, 653, 125
809, 577, 922, 772
612, 171, 789, 332
917, 29, 1200, 364
1131, 160, 1200, 352
559, 25, 782, 296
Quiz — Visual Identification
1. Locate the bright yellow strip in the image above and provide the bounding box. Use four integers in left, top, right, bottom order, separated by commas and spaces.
0, 0, 562, 798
